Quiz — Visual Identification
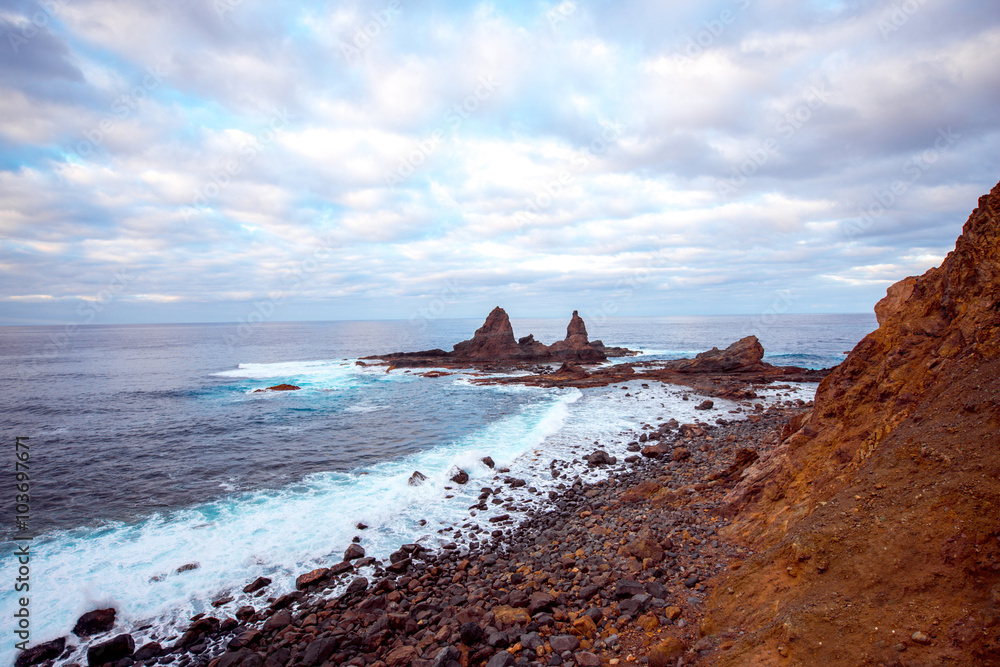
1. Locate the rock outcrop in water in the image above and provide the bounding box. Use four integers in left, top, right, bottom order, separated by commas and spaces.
705, 178, 1000, 666
368, 307, 638, 367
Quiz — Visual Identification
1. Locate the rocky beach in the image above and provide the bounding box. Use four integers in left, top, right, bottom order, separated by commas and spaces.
16, 179, 1000, 667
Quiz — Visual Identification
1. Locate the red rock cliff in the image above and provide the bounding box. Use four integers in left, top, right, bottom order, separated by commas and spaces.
706, 179, 1000, 666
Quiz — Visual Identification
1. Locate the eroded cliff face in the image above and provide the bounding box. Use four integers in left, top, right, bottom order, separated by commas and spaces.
706, 180, 1000, 666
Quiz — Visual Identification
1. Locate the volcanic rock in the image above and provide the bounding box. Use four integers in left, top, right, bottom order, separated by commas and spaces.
708, 178, 1000, 666
669, 336, 765, 373
15, 638, 65, 667
243, 576, 271, 593
452, 306, 523, 361
344, 543, 365, 561
73, 608, 116, 637
253, 384, 300, 393
87, 634, 134, 667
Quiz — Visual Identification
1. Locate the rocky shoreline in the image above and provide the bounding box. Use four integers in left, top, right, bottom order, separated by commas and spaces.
31, 395, 812, 667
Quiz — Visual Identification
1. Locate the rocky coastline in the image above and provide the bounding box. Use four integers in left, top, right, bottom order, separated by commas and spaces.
32, 404, 810, 667
19, 179, 1000, 667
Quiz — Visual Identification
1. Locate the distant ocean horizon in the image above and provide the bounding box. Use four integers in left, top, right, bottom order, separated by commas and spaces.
0, 313, 877, 665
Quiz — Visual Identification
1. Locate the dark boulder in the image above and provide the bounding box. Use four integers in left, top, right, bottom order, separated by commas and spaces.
15, 637, 65, 667
87, 634, 134, 667
73, 608, 116, 637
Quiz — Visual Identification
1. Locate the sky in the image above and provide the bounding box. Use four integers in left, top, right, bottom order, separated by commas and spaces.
0, 0, 998, 326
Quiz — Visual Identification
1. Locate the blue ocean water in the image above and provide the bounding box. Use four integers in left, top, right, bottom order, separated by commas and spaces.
0, 313, 876, 664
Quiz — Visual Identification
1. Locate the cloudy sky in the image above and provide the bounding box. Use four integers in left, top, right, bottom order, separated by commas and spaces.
1, 0, 998, 325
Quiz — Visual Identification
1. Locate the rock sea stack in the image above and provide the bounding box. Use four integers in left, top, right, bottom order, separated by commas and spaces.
366, 307, 639, 368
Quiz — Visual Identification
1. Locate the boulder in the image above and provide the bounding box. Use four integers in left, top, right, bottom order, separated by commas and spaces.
344, 543, 365, 561
408, 471, 427, 486
243, 576, 271, 593
87, 634, 134, 667
217, 649, 264, 667
133, 642, 162, 661
74, 608, 116, 637
669, 336, 765, 373
449, 467, 470, 485
481, 456, 495, 469
585, 450, 616, 466
15, 637, 65, 667
295, 568, 330, 590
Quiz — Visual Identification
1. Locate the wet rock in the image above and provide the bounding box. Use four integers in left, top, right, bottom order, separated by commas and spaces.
408, 471, 428, 486
301, 637, 339, 666
481, 456, 496, 469
87, 634, 134, 667
74, 608, 116, 637
296, 568, 330, 590
176, 563, 199, 573
270, 591, 303, 611
344, 544, 366, 561
695, 399, 714, 410
641, 443, 670, 458
342, 576, 369, 598
217, 649, 263, 667
450, 468, 470, 485
242, 577, 271, 594
132, 642, 162, 661
15, 637, 66, 667
328, 561, 354, 577
253, 384, 300, 392
228, 629, 261, 650
262, 611, 291, 632
584, 450, 616, 467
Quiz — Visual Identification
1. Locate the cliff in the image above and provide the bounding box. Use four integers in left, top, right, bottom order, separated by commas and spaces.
705, 180, 1000, 666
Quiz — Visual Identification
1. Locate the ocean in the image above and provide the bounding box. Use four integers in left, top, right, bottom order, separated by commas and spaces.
0, 314, 876, 665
